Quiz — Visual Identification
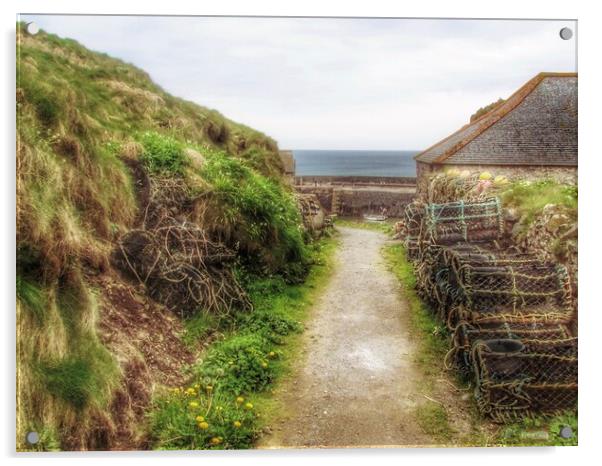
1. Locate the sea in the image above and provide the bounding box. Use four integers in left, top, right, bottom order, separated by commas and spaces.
293, 150, 419, 177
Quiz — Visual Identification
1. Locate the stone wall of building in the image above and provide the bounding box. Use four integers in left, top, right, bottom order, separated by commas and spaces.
416, 162, 577, 195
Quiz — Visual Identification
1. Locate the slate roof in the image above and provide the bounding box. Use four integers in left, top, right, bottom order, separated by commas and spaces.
414, 73, 577, 166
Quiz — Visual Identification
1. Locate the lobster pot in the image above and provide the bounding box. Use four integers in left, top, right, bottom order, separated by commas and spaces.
423, 198, 503, 244
448, 304, 574, 330
401, 202, 426, 262
402, 202, 425, 237
414, 244, 447, 307
451, 321, 572, 370
417, 243, 497, 318
521, 337, 578, 357
441, 245, 541, 275
431, 243, 491, 316
454, 263, 573, 314
472, 341, 578, 421
404, 237, 421, 261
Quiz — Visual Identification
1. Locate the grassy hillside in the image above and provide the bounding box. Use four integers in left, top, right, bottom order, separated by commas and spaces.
16, 23, 309, 450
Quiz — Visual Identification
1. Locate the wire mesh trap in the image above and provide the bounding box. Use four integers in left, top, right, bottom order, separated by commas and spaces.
400, 202, 426, 261
422, 243, 574, 327
471, 338, 578, 422
423, 198, 504, 244
405, 237, 421, 261
450, 321, 572, 370
113, 177, 252, 318
114, 222, 252, 318
402, 202, 425, 237
455, 263, 571, 312
403, 195, 577, 423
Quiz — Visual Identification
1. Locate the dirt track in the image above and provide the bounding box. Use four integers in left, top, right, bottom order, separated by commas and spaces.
259, 226, 442, 448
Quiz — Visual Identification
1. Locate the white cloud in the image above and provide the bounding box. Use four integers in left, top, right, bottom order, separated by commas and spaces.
19, 15, 576, 149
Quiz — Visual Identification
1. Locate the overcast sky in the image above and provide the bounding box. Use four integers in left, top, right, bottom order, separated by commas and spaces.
20, 15, 576, 150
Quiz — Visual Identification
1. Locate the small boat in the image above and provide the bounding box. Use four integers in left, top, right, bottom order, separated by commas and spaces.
363, 214, 387, 222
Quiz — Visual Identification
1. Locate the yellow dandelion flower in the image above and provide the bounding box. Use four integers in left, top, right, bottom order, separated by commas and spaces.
244, 402, 254, 410
233, 421, 242, 428
195, 415, 205, 423
198, 421, 209, 430
268, 351, 276, 359
236, 396, 244, 404
261, 361, 268, 368
189, 401, 199, 409
210, 436, 222, 445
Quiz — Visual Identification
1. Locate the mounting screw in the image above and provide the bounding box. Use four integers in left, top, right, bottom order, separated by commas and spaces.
559, 425, 573, 439
559, 27, 573, 40
25, 431, 40, 445
25, 22, 40, 35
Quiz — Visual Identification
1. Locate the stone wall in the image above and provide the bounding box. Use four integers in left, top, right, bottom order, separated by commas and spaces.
335, 189, 415, 217
295, 175, 416, 186
416, 162, 577, 195
295, 186, 414, 217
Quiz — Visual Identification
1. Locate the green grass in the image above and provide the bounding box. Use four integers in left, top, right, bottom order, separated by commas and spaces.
182, 313, 219, 349
500, 179, 577, 227
335, 217, 397, 235
16, 275, 47, 323
200, 150, 310, 280
140, 131, 187, 175
149, 235, 340, 449
193, 333, 278, 395
37, 357, 96, 409
414, 403, 455, 443
497, 411, 578, 446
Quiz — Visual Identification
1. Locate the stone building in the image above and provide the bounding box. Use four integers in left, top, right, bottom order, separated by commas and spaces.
278, 150, 296, 183
414, 72, 577, 193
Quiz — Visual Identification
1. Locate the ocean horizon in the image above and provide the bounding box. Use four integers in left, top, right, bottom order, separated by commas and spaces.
293, 149, 420, 177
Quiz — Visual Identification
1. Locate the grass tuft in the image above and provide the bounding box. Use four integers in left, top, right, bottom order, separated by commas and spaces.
498, 411, 578, 446
139, 131, 187, 175
182, 313, 219, 349
500, 178, 577, 227
37, 357, 95, 409
414, 403, 454, 443
199, 149, 309, 280
16, 275, 47, 323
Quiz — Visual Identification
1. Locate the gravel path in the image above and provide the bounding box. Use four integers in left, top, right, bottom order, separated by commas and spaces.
259, 226, 438, 448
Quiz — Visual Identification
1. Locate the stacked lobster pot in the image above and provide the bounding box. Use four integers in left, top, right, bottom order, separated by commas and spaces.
399, 201, 425, 262
402, 197, 577, 422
